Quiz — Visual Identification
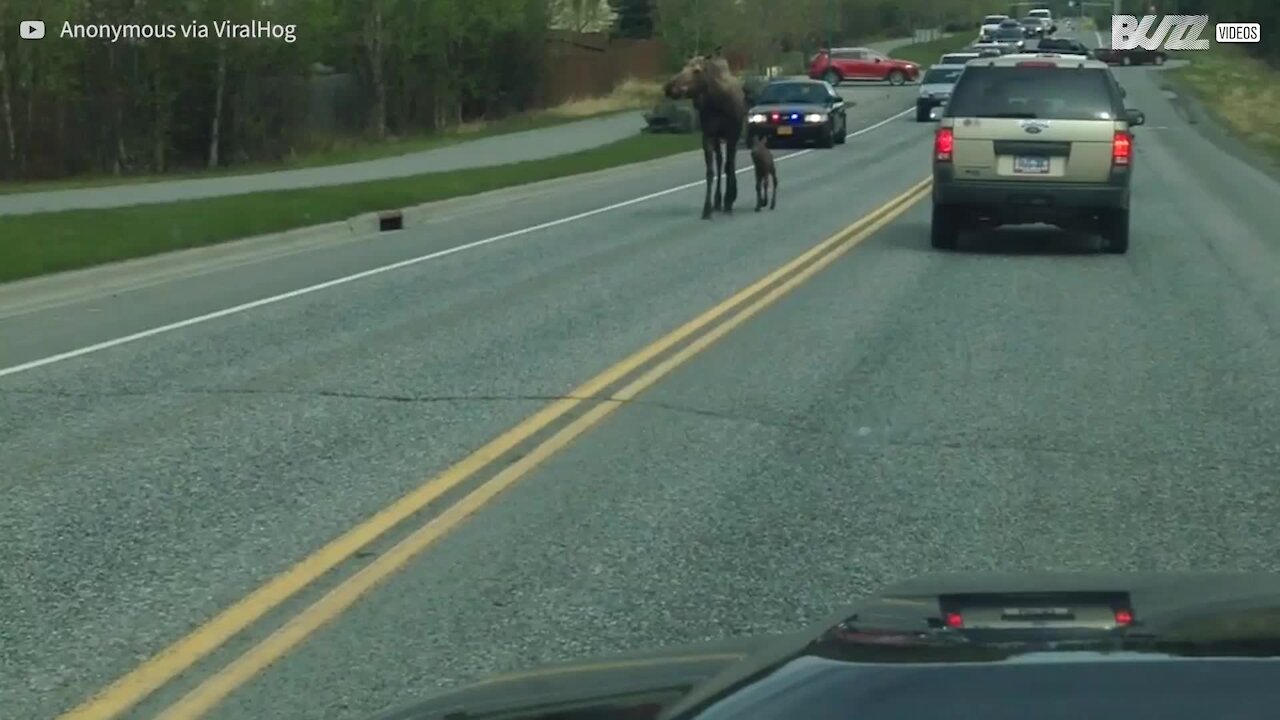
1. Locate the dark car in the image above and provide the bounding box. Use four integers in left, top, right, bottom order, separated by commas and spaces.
1020, 17, 1044, 37
1093, 46, 1169, 65
1036, 37, 1093, 56
366, 572, 1280, 720
992, 25, 1027, 51
745, 80, 849, 148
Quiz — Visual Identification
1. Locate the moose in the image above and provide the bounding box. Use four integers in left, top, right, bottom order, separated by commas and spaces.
663, 52, 747, 219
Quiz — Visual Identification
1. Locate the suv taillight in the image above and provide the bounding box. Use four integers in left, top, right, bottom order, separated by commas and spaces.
1112, 131, 1132, 165
934, 128, 954, 162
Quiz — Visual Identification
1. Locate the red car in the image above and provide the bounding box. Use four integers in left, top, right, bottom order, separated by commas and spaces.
809, 47, 921, 86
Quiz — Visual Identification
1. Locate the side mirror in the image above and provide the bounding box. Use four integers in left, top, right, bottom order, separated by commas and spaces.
832, 95, 846, 107
1120, 86, 1127, 97
874, 57, 882, 62
1125, 108, 1145, 126
929, 106, 944, 121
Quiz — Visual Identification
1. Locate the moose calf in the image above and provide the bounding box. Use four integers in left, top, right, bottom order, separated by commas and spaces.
750, 135, 777, 212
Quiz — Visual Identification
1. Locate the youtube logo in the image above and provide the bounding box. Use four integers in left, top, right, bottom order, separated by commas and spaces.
20, 20, 46, 40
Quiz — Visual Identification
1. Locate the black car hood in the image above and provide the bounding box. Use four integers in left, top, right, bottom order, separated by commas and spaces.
748, 103, 829, 115
367, 571, 1280, 720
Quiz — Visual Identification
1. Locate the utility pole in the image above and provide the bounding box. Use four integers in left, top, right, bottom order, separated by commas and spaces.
826, 0, 833, 51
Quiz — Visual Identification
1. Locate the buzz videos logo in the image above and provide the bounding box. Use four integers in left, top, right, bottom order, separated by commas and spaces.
1111, 15, 1261, 49
20, 20, 46, 39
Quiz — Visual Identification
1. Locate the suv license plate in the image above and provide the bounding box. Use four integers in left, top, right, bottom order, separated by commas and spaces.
1014, 155, 1050, 174
776, 126, 793, 136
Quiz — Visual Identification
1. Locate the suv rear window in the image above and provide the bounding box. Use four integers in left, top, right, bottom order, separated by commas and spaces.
945, 66, 1120, 120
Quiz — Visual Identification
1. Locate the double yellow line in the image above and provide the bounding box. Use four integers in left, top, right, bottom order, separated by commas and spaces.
60, 177, 932, 720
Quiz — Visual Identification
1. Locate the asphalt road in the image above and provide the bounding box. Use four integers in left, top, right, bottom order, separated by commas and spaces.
4, 34, 1280, 720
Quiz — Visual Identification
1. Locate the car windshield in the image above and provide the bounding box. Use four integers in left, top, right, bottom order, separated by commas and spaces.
756, 83, 829, 105
923, 68, 964, 84
945, 66, 1117, 120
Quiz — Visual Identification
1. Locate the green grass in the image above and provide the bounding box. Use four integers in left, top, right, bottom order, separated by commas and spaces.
0, 132, 700, 283
890, 34, 973, 67
1164, 46, 1280, 164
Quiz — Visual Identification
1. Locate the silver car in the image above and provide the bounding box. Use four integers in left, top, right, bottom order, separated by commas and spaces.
940, 52, 980, 65
916, 64, 965, 121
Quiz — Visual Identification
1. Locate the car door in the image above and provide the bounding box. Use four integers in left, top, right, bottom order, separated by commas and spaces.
864, 49, 891, 79
834, 49, 871, 79
825, 84, 846, 127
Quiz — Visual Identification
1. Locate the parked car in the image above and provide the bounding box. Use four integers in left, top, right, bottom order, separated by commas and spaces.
809, 47, 921, 85
746, 79, 849, 148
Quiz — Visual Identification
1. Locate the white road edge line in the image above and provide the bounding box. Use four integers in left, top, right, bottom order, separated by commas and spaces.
0, 107, 914, 379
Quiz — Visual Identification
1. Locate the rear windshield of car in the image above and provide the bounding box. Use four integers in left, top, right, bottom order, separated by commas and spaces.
941, 54, 976, 64
923, 68, 964, 84
982, 16, 1005, 24
995, 28, 1023, 39
945, 66, 1119, 120
755, 83, 829, 105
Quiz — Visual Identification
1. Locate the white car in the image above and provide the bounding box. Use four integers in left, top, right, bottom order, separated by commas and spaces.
979, 14, 1009, 41
968, 41, 1008, 56
1028, 7, 1056, 34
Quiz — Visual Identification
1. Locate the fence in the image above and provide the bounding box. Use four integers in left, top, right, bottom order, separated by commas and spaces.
537, 31, 667, 106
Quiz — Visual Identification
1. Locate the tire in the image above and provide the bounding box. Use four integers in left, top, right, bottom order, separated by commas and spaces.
1100, 208, 1130, 254
916, 102, 931, 122
819, 122, 835, 148
887, 70, 906, 86
823, 69, 841, 86
931, 204, 959, 250
835, 116, 847, 144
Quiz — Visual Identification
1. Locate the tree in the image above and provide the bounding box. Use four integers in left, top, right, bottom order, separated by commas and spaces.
610, 0, 655, 38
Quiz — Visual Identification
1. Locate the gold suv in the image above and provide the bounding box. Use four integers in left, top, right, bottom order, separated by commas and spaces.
930, 53, 1145, 253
